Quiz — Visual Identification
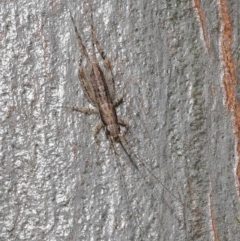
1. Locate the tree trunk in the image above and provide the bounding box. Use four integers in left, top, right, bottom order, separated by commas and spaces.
1, 0, 240, 240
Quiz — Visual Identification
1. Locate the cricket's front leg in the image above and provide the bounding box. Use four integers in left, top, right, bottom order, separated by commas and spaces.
93, 121, 104, 146
63, 105, 98, 114
114, 93, 125, 108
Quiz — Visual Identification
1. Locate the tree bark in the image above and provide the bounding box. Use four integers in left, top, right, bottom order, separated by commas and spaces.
1, 0, 240, 240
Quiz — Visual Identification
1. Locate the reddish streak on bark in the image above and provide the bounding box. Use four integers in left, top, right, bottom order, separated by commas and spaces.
209, 179, 220, 241
192, 0, 210, 51
218, 0, 240, 193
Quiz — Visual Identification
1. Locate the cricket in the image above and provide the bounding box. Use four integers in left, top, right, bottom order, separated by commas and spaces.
69, 10, 184, 240
69, 12, 139, 168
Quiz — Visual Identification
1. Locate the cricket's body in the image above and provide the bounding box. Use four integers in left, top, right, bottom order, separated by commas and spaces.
70, 13, 128, 149
91, 62, 121, 143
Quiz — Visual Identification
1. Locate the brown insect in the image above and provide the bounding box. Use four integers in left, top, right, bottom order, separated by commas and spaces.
69, 13, 138, 168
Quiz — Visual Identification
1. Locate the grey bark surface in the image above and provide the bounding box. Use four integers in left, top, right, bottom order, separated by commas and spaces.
1, 0, 240, 240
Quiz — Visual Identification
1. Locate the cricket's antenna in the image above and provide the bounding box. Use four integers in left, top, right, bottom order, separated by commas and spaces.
114, 148, 147, 240
136, 153, 185, 205
119, 139, 184, 206
119, 140, 139, 170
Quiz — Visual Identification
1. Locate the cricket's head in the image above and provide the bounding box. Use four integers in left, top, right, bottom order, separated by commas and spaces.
106, 124, 121, 143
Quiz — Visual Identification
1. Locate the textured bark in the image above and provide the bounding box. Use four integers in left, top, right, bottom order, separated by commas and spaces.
1, 0, 240, 240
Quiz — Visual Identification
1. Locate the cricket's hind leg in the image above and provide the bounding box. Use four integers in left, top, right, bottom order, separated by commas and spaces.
64, 61, 98, 113
78, 58, 97, 106
70, 13, 91, 65
90, 14, 115, 100
70, 14, 97, 106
